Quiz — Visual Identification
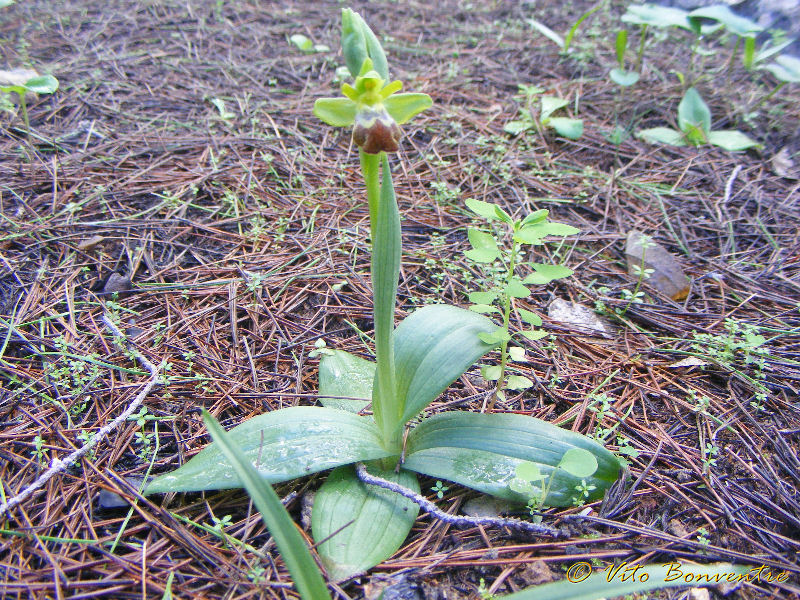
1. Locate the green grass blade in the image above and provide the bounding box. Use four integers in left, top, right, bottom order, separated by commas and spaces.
202, 410, 332, 600
563, 4, 601, 52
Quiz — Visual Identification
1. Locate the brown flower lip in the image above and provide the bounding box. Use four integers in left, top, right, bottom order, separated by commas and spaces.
352, 107, 402, 154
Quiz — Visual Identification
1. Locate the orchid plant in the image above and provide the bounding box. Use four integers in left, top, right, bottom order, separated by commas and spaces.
145, 9, 621, 582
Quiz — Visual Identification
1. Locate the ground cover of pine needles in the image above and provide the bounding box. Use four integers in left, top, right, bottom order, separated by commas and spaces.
1, 0, 798, 598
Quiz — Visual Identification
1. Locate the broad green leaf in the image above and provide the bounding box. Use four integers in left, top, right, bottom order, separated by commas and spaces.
465, 198, 501, 221
517, 308, 542, 327
505, 278, 530, 298
504, 120, 533, 135
558, 447, 598, 478
678, 87, 711, 136
469, 304, 500, 315
203, 411, 332, 600
22, 74, 58, 94
622, 4, 696, 33
503, 563, 750, 600
465, 228, 501, 263
615, 30, 628, 67
540, 96, 568, 122
563, 4, 601, 53
393, 304, 497, 425
469, 290, 498, 304
403, 412, 621, 506
707, 130, 762, 152
341, 8, 368, 77
144, 407, 391, 494
318, 349, 373, 413
312, 465, 419, 582
637, 127, 687, 146
522, 263, 573, 285
508, 346, 527, 362
290, 33, 314, 52
516, 222, 579, 244
384, 93, 432, 125
313, 98, 357, 127
520, 329, 548, 341
521, 209, 549, 226
506, 375, 533, 390
516, 461, 543, 483
528, 19, 565, 49
688, 5, 762, 37
549, 117, 583, 139
481, 364, 502, 381
609, 68, 640, 87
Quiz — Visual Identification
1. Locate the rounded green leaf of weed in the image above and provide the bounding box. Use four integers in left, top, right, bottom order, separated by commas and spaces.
465, 228, 501, 263
465, 198, 501, 221
678, 87, 711, 135
505, 278, 531, 298
504, 120, 532, 135
637, 127, 687, 146
518, 308, 542, 327
506, 375, 534, 390
523, 264, 573, 285
688, 4, 762, 36
469, 291, 498, 304
707, 130, 762, 152
549, 117, 583, 140
540, 96, 569, 121
481, 364, 503, 381
764, 55, 800, 82
23, 74, 58, 94
384, 93, 432, 125
622, 4, 693, 31
314, 98, 357, 127
521, 209, 549, 226
508, 346, 527, 362
609, 68, 640, 87
558, 447, 599, 478
516, 461, 543, 483
520, 329, 548, 341
469, 303, 499, 314
289, 33, 314, 52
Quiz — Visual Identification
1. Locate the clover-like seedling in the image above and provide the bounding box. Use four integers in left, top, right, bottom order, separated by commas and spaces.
0, 68, 58, 139
638, 87, 761, 152
504, 88, 583, 140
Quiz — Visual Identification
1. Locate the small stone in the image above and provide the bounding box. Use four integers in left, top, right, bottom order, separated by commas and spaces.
519, 560, 555, 586
462, 495, 514, 518
688, 588, 710, 600
301, 491, 315, 529
547, 298, 614, 338
626, 231, 690, 301
103, 272, 132, 296
97, 477, 146, 509
77, 235, 105, 252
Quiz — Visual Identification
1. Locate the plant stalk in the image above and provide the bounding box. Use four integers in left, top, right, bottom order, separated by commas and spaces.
489, 238, 518, 410
635, 25, 648, 73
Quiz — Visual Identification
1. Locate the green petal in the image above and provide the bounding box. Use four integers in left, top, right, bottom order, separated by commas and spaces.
313, 97, 357, 127
384, 93, 432, 125
380, 80, 403, 98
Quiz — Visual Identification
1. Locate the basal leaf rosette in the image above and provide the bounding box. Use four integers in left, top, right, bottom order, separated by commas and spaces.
313, 58, 431, 154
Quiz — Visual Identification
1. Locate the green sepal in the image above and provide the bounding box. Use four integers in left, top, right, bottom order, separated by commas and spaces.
313, 97, 357, 127
384, 93, 432, 125
144, 407, 392, 494
312, 464, 419, 582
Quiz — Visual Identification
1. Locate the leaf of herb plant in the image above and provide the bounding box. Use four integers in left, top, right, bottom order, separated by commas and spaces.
469, 291, 498, 304
508, 346, 526, 362
202, 411, 332, 600
465, 198, 501, 221
522, 264, 574, 285
22, 74, 58, 94
478, 327, 512, 345
563, 4, 601, 52
493, 204, 513, 224
505, 278, 531, 298
504, 120, 533, 136
609, 68, 640, 87
144, 407, 391, 494
688, 4, 762, 37
289, 33, 314, 52
481, 364, 502, 381
520, 330, 548, 341
403, 412, 622, 506
540, 96, 569, 122
636, 127, 687, 146
707, 130, 762, 152
469, 304, 500, 315
621, 4, 694, 32
318, 349, 374, 413
506, 375, 534, 390
465, 228, 501, 263
678, 88, 711, 136
548, 117, 584, 140
521, 209, 549, 227
517, 308, 542, 327
393, 304, 497, 425
312, 465, 419, 582
503, 563, 749, 600
558, 447, 599, 478
516, 222, 579, 244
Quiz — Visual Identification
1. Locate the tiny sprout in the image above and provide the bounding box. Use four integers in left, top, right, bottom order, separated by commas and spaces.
431, 480, 449, 499
0, 68, 59, 139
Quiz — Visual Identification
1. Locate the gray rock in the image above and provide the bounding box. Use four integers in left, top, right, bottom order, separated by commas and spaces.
625, 231, 691, 300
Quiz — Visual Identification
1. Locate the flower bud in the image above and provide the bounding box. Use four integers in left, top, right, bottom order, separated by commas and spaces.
352, 106, 402, 154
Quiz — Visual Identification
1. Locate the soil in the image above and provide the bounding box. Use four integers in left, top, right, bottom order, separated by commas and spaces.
1, 1, 798, 599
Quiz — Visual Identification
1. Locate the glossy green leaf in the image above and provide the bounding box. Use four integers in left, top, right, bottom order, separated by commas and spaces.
318, 349, 373, 413
688, 5, 762, 37
523, 263, 573, 285
313, 98, 356, 127
622, 4, 696, 33
504, 563, 750, 600
528, 19, 565, 49
465, 198, 501, 220
549, 117, 583, 140
465, 228, 501, 262
384, 93, 432, 125
22, 74, 58, 94
202, 411, 332, 600
678, 87, 711, 136
517, 308, 542, 327
505, 278, 530, 298
312, 465, 419, 582
609, 68, 640, 87
144, 407, 391, 494
540, 96, 568, 122
707, 130, 762, 152
637, 127, 687, 146
393, 304, 498, 425
403, 412, 621, 506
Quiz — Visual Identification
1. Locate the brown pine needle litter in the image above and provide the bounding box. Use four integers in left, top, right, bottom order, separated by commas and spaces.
1, 1, 799, 598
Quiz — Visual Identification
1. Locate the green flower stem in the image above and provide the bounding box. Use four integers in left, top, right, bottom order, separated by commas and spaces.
360, 150, 402, 452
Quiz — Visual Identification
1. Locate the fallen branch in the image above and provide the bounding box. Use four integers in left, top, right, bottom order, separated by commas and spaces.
354, 462, 564, 538
0, 315, 162, 519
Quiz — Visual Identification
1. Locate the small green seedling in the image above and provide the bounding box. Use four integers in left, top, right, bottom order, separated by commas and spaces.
0, 68, 59, 139
462, 198, 578, 406
687, 4, 762, 71
638, 87, 761, 152
758, 54, 800, 107
527, 4, 601, 55
609, 30, 640, 87
289, 33, 330, 54
621, 4, 701, 73
504, 89, 583, 140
